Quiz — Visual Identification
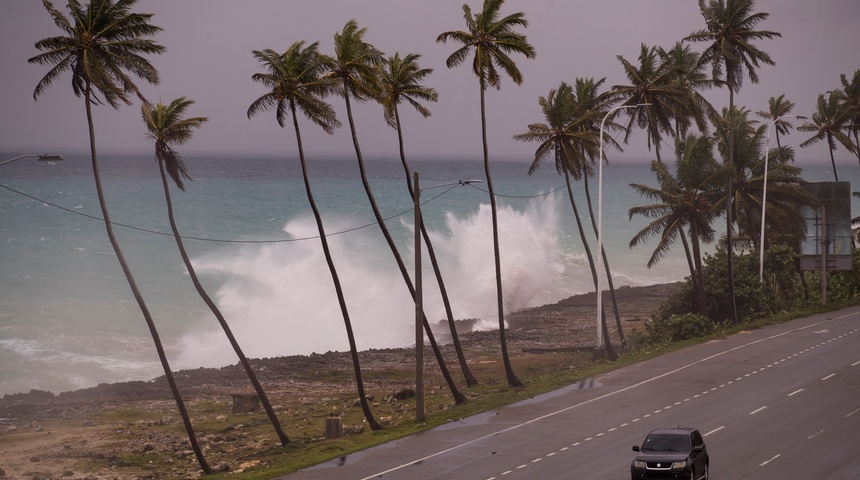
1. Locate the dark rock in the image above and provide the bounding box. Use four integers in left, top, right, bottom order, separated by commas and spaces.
392, 388, 415, 400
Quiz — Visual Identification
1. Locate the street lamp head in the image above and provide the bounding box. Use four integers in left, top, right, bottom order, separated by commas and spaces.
1, 153, 64, 167
459, 179, 482, 186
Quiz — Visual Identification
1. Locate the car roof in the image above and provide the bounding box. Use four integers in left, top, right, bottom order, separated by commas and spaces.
647, 427, 697, 436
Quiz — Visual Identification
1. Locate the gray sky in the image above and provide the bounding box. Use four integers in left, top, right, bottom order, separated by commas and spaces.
2, 0, 858, 165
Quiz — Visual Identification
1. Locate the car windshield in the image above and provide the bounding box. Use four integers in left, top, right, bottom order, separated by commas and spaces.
641, 434, 691, 453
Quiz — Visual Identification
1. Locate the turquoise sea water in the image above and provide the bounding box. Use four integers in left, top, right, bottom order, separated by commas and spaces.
0, 152, 852, 395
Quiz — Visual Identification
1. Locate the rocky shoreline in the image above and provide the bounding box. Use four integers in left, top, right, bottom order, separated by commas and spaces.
0, 282, 680, 479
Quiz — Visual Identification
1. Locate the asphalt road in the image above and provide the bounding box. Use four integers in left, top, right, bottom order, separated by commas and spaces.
278, 305, 860, 480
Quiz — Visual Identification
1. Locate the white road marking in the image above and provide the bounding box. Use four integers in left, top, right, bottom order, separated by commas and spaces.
822, 373, 836, 380
760, 454, 781, 466
750, 406, 767, 415
788, 389, 804, 396
704, 426, 724, 436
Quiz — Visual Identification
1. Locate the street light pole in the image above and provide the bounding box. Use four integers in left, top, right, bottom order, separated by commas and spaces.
0, 154, 64, 167
758, 115, 805, 283
413, 172, 480, 422
596, 103, 649, 357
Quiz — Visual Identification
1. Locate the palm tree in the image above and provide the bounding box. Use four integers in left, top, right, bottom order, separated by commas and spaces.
325, 21, 466, 403
142, 97, 292, 446
715, 107, 812, 250
841, 70, 860, 165
685, 0, 781, 324
629, 134, 725, 315
607, 43, 694, 163
437, 0, 535, 387
755, 94, 796, 148
753, 93, 810, 297
655, 42, 717, 310
570, 78, 626, 353
247, 42, 382, 430
29, 0, 211, 474
513, 82, 618, 358
658, 41, 717, 136
378, 53, 478, 387
798, 90, 856, 181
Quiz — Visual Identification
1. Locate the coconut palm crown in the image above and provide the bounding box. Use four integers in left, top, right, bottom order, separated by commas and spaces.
30, 0, 164, 107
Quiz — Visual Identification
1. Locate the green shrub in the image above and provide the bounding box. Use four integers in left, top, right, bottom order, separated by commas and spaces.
655, 313, 715, 341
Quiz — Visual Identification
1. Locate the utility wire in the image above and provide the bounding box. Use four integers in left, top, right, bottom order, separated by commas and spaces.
1, 182, 470, 244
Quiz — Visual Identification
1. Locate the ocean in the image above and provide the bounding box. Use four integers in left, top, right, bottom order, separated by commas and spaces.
0, 152, 850, 396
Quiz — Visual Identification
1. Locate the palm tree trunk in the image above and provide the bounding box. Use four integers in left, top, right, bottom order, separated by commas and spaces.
688, 225, 708, 317
83, 86, 210, 474
726, 88, 739, 323
581, 173, 625, 345
827, 132, 840, 181
479, 85, 521, 387
291, 107, 381, 431
854, 130, 860, 166
563, 169, 617, 360
394, 109, 478, 387
157, 163, 290, 445
679, 229, 697, 289
342, 93, 467, 402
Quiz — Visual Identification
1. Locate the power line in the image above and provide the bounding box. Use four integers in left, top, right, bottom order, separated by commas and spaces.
1, 182, 481, 244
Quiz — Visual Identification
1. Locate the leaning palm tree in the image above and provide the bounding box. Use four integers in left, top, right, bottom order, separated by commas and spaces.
142, 98, 292, 445
685, 0, 781, 324
655, 42, 717, 310
247, 42, 382, 430
437, 0, 535, 387
629, 134, 725, 315
28, 0, 210, 474
569, 78, 626, 352
378, 52, 478, 387
324, 21, 466, 403
755, 94, 796, 148
514, 82, 618, 358
798, 90, 856, 182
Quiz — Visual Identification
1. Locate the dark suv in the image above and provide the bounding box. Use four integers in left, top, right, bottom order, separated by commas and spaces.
630, 427, 709, 480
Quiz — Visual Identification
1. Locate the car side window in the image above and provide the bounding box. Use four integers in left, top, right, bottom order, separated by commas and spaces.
691, 430, 704, 448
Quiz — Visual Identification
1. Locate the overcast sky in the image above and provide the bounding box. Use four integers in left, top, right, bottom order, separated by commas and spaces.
2, 0, 858, 165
